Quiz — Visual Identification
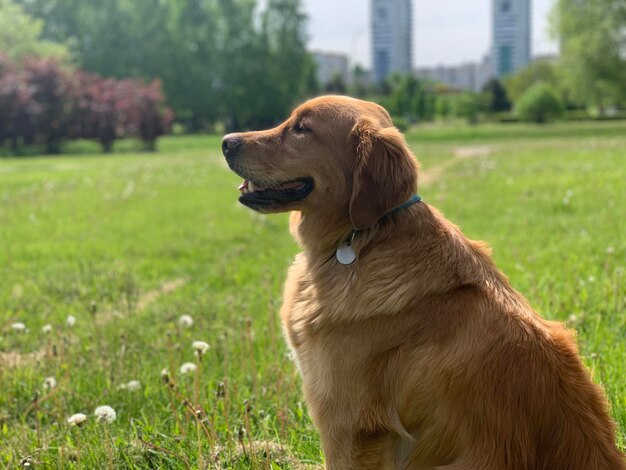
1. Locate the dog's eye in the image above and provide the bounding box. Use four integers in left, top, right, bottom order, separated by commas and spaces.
293, 121, 307, 134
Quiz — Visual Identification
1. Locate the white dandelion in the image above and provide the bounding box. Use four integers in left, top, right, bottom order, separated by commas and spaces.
606, 246, 615, 254
66, 315, 76, 327
43, 377, 57, 390
180, 362, 197, 374
178, 315, 193, 328
67, 413, 88, 427
192, 341, 209, 358
117, 380, 141, 392
94, 405, 116, 424
11, 322, 26, 332
42, 324, 52, 334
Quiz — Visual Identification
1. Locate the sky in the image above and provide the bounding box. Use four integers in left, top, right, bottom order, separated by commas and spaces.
300, 0, 559, 68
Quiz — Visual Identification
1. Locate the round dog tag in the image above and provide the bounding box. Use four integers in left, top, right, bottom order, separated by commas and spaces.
336, 242, 356, 265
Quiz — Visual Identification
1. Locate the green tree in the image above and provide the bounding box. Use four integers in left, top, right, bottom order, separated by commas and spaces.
349, 65, 371, 98
515, 82, 564, 123
16, 0, 315, 129
481, 78, 511, 113
503, 60, 560, 103
451, 92, 480, 124
551, 0, 626, 109
325, 73, 347, 94
0, 0, 70, 63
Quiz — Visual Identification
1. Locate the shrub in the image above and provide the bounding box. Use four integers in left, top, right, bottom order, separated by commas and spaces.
515, 83, 564, 124
0, 55, 173, 154
23, 58, 73, 153
0, 55, 38, 151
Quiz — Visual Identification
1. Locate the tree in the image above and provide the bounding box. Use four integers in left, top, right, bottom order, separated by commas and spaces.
515, 82, 564, 123
481, 78, 511, 113
325, 73, 347, 94
503, 60, 560, 103
551, 0, 626, 109
451, 92, 480, 124
17, 0, 315, 129
349, 65, 371, 98
0, 0, 70, 63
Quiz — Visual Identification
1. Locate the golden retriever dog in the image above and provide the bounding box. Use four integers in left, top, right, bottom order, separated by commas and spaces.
222, 96, 625, 469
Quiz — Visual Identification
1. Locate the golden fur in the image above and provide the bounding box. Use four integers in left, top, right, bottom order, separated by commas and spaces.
223, 96, 625, 469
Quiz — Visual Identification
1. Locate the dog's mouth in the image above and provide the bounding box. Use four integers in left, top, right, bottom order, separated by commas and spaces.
237, 178, 314, 211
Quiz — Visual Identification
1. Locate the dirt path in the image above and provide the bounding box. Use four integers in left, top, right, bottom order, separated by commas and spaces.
420, 146, 492, 185
1, 278, 187, 368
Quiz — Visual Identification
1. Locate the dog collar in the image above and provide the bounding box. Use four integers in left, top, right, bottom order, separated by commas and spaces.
335, 194, 422, 265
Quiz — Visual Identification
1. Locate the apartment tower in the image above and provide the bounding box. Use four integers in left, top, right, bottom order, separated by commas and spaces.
371, 0, 413, 83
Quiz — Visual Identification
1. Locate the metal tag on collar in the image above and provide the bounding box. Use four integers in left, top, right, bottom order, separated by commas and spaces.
336, 230, 357, 265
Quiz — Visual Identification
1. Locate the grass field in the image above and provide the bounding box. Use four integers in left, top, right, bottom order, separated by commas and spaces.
1, 121, 625, 468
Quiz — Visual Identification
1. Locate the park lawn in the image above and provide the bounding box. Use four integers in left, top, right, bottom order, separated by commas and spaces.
0, 121, 625, 468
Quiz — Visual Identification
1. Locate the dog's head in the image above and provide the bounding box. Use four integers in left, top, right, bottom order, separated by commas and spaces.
222, 96, 418, 231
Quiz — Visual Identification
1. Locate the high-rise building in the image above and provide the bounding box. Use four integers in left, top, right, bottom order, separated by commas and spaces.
371, 0, 413, 83
492, 0, 531, 78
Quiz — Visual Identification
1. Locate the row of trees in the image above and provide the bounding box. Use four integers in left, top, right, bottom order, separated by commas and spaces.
14, 0, 316, 131
0, 56, 172, 153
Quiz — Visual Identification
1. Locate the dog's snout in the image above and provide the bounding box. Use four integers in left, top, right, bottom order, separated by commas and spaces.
222, 134, 243, 158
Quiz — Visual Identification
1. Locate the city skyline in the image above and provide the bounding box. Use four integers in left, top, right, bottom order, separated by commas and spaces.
301, 0, 558, 68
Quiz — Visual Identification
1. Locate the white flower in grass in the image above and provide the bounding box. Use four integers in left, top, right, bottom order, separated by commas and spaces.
180, 362, 197, 374
94, 405, 116, 424
192, 341, 209, 358
66, 315, 76, 327
178, 315, 193, 328
606, 246, 615, 254
11, 322, 26, 332
43, 377, 57, 390
117, 380, 141, 392
67, 413, 88, 427
42, 324, 52, 334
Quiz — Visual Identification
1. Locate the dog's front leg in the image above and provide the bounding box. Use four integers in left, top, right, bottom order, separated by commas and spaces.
319, 425, 394, 470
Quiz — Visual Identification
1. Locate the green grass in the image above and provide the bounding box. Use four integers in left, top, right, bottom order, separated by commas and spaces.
1, 121, 625, 468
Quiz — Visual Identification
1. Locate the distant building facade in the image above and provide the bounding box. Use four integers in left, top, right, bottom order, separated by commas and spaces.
416, 55, 492, 92
371, 0, 413, 83
312, 51, 351, 87
492, 0, 531, 77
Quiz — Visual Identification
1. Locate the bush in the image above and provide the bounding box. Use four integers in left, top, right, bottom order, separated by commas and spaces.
0, 55, 37, 151
515, 83, 564, 124
0, 56, 173, 154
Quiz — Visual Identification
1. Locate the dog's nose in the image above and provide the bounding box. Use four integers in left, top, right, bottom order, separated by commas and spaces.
222, 134, 243, 158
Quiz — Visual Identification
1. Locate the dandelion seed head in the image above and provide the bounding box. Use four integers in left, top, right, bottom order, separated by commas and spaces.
178, 315, 193, 328
67, 413, 87, 427
180, 362, 197, 374
11, 322, 26, 332
42, 324, 52, 334
66, 315, 76, 327
125, 380, 141, 392
568, 314, 578, 323
607, 246, 615, 254
192, 341, 209, 357
94, 405, 116, 424
43, 376, 57, 390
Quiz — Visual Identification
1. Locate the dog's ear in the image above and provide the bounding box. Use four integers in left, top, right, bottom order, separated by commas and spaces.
349, 118, 418, 230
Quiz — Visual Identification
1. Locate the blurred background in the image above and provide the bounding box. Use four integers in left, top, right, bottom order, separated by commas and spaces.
1, 0, 624, 154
